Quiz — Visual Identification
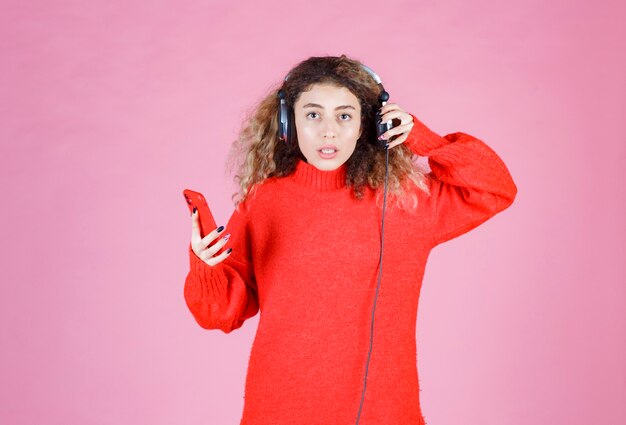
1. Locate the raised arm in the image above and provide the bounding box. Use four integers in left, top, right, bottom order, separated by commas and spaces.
405, 113, 518, 246
184, 199, 259, 333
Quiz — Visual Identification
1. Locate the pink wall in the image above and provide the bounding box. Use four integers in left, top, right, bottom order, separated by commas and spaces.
1, 0, 624, 424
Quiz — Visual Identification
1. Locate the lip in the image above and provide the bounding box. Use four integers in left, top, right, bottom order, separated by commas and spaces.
318, 145, 339, 159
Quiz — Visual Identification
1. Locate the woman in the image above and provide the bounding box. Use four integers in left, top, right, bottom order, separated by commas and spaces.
184, 54, 517, 425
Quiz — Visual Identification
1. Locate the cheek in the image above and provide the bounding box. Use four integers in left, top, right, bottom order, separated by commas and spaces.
295, 120, 316, 150
298, 121, 315, 136
349, 123, 362, 142
296, 125, 314, 141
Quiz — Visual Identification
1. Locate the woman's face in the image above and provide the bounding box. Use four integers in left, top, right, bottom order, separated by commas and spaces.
293, 83, 362, 171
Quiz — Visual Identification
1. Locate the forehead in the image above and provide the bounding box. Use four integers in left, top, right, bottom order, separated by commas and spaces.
294, 83, 360, 108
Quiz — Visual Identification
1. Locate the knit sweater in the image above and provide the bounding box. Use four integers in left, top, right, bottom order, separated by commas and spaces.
184, 113, 517, 425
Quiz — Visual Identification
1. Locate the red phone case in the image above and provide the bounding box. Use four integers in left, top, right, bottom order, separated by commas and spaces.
183, 189, 217, 238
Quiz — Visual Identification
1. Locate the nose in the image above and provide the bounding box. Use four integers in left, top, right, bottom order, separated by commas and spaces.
321, 120, 338, 139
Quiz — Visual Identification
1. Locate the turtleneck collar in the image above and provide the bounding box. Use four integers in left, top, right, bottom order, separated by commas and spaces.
290, 159, 347, 191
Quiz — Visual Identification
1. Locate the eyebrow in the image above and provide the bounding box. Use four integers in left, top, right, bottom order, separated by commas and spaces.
301, 103, 357, 111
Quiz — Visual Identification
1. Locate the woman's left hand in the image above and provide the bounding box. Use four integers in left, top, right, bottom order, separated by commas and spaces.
377, 103, 414, 149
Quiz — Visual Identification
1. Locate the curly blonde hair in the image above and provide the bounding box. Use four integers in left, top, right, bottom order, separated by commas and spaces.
226, 54, 430, 213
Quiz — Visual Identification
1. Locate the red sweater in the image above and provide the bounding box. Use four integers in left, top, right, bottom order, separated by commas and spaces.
184, 113, 517, 424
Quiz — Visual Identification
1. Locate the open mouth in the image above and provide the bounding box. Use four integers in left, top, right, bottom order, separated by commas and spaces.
318, 146, 338, 159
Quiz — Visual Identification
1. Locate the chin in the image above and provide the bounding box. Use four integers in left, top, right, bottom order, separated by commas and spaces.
311, 160, 342, 171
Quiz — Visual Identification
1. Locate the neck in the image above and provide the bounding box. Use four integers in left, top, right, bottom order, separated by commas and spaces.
291, 159, 347, 191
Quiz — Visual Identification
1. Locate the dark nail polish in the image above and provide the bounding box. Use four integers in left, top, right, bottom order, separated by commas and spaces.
217, 226, 225, 233
192, 207, 197, 214
226, 248, 232, 253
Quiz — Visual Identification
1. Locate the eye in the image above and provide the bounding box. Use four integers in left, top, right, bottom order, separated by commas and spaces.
339, 113, 352, 120
306, 112, 319, 119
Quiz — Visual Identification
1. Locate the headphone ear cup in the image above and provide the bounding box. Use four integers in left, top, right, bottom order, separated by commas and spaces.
276, 102, 296, 146
287, 107, 295, 146
277, 89, 289, 143
278, 107, 286, 143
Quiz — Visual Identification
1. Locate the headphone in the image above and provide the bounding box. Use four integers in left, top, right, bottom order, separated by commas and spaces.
277, 63, 396, 425
277, 64, 392, 150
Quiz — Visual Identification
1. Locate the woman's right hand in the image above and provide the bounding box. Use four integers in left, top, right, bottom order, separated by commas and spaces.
190, 210, 232, 266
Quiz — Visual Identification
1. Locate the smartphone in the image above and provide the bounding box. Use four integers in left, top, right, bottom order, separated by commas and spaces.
183, 189, 217, 239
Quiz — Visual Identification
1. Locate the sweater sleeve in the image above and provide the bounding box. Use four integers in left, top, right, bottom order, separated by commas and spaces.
183, 197, 259, 333
404, 113, 518, 246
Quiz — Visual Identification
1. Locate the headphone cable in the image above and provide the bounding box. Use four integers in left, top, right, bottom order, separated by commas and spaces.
355, 143, 390, 424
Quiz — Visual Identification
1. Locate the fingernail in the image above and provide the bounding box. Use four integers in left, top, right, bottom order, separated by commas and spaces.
217, 225, 224, 233
192, 207, 197, 214
223, 233, 231, 240
226, 248, 233, 253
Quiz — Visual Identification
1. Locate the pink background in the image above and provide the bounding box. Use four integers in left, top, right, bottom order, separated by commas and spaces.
1, 0, 624, 424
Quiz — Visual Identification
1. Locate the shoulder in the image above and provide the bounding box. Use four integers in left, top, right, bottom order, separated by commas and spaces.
234, 176, 283, 214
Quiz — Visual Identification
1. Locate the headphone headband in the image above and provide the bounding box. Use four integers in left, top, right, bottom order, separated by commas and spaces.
283, 63, 383, 86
